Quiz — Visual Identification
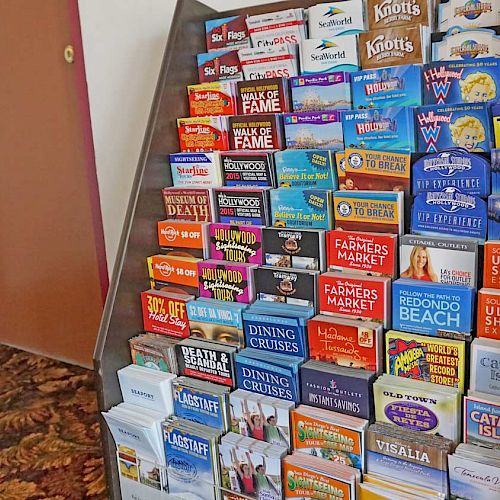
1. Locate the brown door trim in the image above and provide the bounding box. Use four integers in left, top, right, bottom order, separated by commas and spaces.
68, 0, 109, 303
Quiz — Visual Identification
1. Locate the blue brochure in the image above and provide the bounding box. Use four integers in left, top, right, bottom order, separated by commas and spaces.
274, 149, 338, 189
392, 279, 475, 336
342, 107, 416, 151
351, 65, 423, 109
492, 149, 500, 194
243, 312, 307, 359
411, 188, 487, 242
415, 102, 492, 153
423, 58, 500, 105
270, 188, 333, 230
300, 361, 375, 420
235, 350, 301, 403
290, 72, 351, 112
489, 194, 500, 239
247, 301, 314, 325
412, 148, 491, 196
173, 385, 226, 431
163, 423, 218, 500
187, 299, 244, 329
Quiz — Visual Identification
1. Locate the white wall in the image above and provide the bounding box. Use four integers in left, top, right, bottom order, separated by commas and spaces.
79, 0, 282, 277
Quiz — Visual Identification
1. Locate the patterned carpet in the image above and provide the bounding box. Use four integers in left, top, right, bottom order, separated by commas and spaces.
0, 345, 107, 499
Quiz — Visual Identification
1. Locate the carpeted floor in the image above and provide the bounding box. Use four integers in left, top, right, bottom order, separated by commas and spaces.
0, 345, 107, 499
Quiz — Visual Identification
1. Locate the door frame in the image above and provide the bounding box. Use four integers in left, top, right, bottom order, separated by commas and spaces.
68, 0, 109, 302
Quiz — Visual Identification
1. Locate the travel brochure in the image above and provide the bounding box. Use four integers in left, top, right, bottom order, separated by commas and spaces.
106, 3, 500, 500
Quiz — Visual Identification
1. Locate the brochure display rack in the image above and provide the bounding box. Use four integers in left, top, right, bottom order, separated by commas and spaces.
95, 0, 500, 498
94, 1, 317, 497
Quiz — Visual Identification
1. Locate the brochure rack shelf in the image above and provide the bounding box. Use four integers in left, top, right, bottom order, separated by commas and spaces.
94, 1, 318, 497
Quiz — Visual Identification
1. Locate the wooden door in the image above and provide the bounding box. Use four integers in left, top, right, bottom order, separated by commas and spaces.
0, 0, 107, 367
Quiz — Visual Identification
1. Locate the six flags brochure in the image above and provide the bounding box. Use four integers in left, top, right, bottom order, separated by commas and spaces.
104, 3, 500, 500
